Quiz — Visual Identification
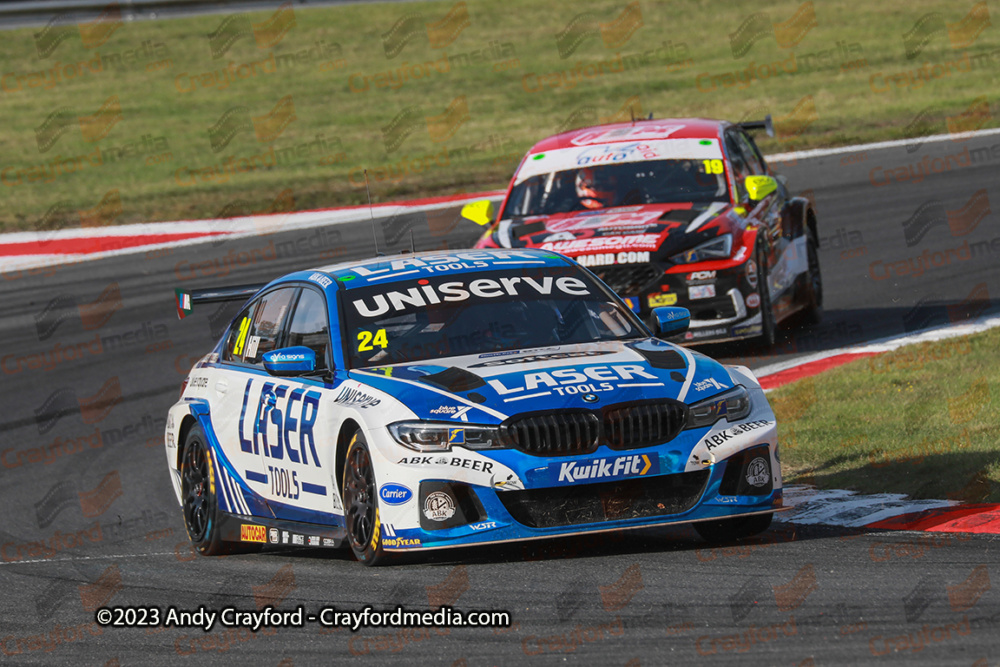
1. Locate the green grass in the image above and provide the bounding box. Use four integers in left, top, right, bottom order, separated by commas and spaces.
1, 0, 999, 229
772, 327, 1000, 502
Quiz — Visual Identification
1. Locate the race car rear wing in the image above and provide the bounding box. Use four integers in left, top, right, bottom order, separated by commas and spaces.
738, 115, 775, 137
175, 284, 265, 319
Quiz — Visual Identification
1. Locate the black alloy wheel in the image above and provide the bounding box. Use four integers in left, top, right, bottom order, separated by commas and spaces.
342, 432, 387, 565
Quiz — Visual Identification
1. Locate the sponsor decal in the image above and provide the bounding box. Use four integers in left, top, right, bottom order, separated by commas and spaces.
688, 284, 716, 300
540, 234, 662, 253
423, 491, 456, 521
746, 293, 761, 308
237, 380, 322, 467
746, 457, 770, 487
397, 455, 495, 473
648, 292, 677, 307
685, 326, 727, 340
447, 428, 465, 445
469, 521, 498, 531
570, 123, 684, 145
576, 141, 659, 166
379, 483, 413, 505
688, 271, 716, 281
552, 453, 657, 484
269, 352, 307, 362
469, 349, 611, 367
731, 322, 762, 337
702, 420, 772, 450
382, 523, 421, 549
240, 524, 266, 543
487, 364, 660, 398
692, 377, 726, 392
322, 537, 337, 547
268, 528, 279, 544
429, 405, 460, 414
544, 211, 667, 233
307, 535, 320, 546
348, 251, 542, 279
576, 251, 650, 267
308, 272, 332, 288
281, 530, 289, 544
351, 275, 590, 318
479, 349, 525, 358
291, 533, 304, 545
334, 385, 381, 409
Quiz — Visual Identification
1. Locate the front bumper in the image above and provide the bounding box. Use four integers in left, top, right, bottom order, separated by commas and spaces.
373, 441, 784, 552
590, 260, 765, 345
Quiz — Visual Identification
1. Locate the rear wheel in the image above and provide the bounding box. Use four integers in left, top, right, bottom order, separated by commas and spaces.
180, 424, 227, 556
342, 432, 387, 566
694, 513, 773, 543
802, 228, 823, 325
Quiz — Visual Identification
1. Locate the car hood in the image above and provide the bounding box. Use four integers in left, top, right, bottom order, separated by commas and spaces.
499, 202, 742, 261
349, 337, 736, 425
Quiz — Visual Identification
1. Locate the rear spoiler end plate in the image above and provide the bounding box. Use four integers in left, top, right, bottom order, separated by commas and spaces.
175, 284, 265, 319
738, 114, 775, 137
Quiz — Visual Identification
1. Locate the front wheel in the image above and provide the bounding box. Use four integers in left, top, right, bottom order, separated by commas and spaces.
755, 247, 777, 348
180, 424, 227, 556
694, 513, 773, 543
342, 432, 388, 566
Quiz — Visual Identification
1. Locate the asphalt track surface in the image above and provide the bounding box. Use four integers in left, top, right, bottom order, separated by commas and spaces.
1, 135, 999, 665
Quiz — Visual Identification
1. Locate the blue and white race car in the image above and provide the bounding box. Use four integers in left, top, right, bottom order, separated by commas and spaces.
166, 248, 785, 565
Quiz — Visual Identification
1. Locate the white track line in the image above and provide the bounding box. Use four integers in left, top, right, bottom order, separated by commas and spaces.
755, 311, 1000, 379
768, 127, 1000, 162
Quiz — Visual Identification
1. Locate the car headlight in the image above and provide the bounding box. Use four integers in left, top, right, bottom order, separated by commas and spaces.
685, 385, 751, 428
387, 422, 501, 451
669, 235, 733, 264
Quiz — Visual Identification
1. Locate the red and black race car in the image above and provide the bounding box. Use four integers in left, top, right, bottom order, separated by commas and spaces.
465, 117, 822, 346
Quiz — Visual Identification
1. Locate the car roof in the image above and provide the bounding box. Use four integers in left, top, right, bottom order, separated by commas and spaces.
528, 118, 727, 154
310, 248, 573, 290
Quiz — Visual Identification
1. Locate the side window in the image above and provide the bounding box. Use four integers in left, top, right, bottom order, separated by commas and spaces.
285, 289, 331, 370
223, 302, 258, 363
736, 131, 766, 174
724, 132, 750, 201
243, 288, 297, 365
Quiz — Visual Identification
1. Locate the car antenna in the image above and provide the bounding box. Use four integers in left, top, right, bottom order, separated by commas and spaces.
364, 169, 384, 257
408, 228, 416, 255
630, 105, 635, 124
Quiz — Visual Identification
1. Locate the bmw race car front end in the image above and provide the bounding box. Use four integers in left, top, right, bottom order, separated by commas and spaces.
358, 363, 785, 554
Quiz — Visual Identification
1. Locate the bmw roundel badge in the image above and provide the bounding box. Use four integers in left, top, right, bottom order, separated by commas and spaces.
582, 393, 599, 403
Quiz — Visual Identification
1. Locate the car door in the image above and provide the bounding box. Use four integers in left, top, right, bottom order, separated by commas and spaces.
734, 129, 803, 307
257, 285, 343, 519
211, 286, 297, 517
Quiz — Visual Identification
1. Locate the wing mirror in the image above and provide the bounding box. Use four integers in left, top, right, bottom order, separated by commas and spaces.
744, 175, 777, 201
262, 346, 318, 377
651, 307, 690, 337
460, 200, 496, 226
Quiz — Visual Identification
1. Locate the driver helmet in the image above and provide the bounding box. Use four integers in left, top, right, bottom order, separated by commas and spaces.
575, 168, 617, 209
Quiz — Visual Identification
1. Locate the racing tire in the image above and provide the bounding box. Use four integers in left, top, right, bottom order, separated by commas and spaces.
755, 246, 777, 348
802, 229, 823, 325
180, 424, 229, 556
342, 432, 388, 566
693, 512, 773, 543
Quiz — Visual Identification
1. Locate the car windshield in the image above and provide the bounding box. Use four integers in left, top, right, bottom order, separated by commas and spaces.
505, 158, 729, 217
343, 268, 646, 367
